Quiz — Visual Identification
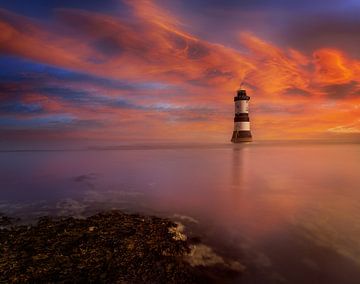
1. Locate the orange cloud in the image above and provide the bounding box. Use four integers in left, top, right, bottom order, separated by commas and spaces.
239, 32, 310, 96
313, 49, 359, 85
0, 1, 360, 142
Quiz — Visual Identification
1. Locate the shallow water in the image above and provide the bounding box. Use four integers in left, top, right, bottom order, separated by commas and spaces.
1, 141, 360, 283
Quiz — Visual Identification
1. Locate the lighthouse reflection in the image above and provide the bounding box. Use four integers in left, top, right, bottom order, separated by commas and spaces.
231, 144, 250, 188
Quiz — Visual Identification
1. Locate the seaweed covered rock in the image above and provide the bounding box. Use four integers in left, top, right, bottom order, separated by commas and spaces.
0, 211, 199, 283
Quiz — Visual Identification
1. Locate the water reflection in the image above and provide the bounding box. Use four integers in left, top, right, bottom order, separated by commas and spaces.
232, 145, 243, 187
1, 143, 360, 283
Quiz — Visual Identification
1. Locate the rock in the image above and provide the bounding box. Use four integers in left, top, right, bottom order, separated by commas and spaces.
168, 222, 187, 241
0, 210, 243, 283
0, 211, 196, 283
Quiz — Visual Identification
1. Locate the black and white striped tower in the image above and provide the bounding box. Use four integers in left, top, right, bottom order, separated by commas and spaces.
231, 88, 252, 143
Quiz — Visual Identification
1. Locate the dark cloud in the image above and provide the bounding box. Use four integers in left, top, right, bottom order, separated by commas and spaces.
185, 68, 235, 88
170, 0, 345, 11
253, 103, 305, 115
73, 173, 97, 182
158, 0, 359, 58
169, 115, 209, 122
92, 36, 123, 56
282, 12, 360, 57
0, 116, 104, 142
205, 68, 234, 80
0, 102, 43, 114
322, 81, 360, 99
55, 9, 147, 57
39, 86, 89, 100
0, 0, 119, 18
0, 115, 103, 129
56, 118, 105, 129
187, 42, 210, 60
106, 99, 143, 110
0, 77, 190, 116
166, 32, 187, 50
0, 82, 21, 96
0, 56, 138, 90
282, 88, 311, 97
0, 81, 92, 106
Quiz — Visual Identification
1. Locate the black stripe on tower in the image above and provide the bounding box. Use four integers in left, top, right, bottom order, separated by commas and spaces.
234, 113, 249, 122
234, 97, 250, 101
231, 131, 252, 142
234, 115, 250, 122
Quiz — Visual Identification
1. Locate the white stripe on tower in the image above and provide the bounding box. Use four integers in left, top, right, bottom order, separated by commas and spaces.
234, 122, 250, 131
235, 100, 249, 114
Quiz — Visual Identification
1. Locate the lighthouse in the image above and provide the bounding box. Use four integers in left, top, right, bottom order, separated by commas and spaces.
231, 88, 252, 143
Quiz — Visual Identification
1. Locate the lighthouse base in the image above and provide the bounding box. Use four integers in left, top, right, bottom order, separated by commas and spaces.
231, 131, 252, 143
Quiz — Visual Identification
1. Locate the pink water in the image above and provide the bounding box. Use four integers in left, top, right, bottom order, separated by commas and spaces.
1, 141, 360, 283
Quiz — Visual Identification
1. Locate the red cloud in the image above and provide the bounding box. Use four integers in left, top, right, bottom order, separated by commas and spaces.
0, 1, 359, 142
313, 49, 359, 85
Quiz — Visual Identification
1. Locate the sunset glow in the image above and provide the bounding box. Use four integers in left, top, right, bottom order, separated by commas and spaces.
1, 0, 359, 144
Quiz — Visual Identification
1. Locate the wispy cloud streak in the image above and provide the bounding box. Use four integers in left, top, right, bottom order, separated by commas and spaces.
0, 0, 359, 142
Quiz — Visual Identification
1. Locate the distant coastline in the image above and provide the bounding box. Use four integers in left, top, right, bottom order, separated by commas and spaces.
0, 138, 359, 152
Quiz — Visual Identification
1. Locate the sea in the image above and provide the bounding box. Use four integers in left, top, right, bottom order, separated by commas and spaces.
1, 141, 360, 283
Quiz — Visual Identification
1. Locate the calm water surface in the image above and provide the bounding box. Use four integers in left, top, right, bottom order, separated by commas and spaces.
1, 142, 360, 283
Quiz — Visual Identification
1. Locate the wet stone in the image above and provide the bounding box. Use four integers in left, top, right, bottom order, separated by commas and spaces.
0, 210, 242, 283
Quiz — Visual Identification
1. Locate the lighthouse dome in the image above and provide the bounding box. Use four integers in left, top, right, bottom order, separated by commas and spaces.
234, 89, 250, 101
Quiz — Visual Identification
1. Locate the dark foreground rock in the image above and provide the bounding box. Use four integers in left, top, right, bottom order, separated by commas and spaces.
0, 211, 242, 283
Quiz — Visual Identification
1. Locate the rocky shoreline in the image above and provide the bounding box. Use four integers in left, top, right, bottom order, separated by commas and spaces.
0, 211, 243, 283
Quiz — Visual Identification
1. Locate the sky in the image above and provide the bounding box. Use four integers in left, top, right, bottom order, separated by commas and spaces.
0, 0, 359, 145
